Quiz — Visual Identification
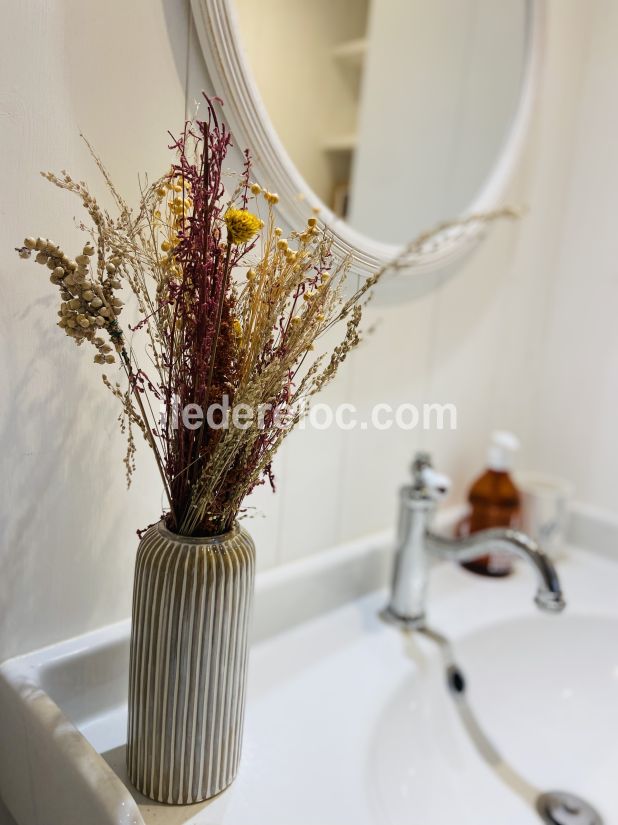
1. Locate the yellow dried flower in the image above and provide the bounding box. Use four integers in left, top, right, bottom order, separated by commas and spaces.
224, 208, 263, 245
232, 318, 243, 337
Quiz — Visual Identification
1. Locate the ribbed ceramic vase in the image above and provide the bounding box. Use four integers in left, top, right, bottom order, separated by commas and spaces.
127, 520, 255, 804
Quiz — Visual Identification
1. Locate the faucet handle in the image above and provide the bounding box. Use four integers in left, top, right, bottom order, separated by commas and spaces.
411, 452, 451, 500
411, 452, 432, 485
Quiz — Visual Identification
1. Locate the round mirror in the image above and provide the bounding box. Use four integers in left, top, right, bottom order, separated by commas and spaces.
192, 0, 542, 288
233, 0, 526, 245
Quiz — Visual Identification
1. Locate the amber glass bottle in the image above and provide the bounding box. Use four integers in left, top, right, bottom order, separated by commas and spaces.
457, 432, 521, 577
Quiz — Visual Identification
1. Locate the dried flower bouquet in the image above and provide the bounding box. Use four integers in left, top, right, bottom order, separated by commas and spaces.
16, 97, 513, 538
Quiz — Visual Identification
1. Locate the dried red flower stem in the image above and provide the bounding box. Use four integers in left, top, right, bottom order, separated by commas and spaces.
17, 95, 518, 537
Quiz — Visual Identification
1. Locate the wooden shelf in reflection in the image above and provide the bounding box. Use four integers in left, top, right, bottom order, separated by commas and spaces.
322, 134, 358, 153
331, 37, 367, 70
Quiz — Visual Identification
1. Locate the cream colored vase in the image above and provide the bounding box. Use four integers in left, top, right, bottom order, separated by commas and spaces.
127, 521, 255, 804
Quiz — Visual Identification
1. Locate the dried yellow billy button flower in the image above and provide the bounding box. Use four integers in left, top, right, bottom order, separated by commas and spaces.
224, 208, 263, 245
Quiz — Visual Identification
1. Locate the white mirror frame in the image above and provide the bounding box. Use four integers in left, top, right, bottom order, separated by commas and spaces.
191, 0, 544, 290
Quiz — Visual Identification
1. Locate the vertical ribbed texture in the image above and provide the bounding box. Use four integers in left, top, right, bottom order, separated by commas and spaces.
127, 521, 255, 804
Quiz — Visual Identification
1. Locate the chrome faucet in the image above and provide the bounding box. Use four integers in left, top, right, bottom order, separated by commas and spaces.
381, 453, 565, 630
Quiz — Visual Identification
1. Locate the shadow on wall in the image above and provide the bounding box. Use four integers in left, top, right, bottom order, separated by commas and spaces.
0, 289, 131, 660
0, 798, 16, 825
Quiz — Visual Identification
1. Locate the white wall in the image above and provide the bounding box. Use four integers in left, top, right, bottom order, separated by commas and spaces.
0, 0, 191, 663
0, 0, 613, 671
528, 0, 618, 513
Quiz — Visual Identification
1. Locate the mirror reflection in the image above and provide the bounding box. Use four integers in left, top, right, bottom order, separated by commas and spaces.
234, 0, 527, 244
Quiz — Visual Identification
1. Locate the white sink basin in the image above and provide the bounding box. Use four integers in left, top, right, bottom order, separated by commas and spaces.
456, 614, 618, 814
0, 537, 616, 825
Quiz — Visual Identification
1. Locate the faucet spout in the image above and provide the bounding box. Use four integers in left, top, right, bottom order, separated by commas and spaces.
381, 452, 566, 631
426, 527, 565, 613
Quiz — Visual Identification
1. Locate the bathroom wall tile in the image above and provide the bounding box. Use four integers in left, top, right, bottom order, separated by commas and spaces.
489, 0, 596, 471
526, 0, 618, 512
276, 416, 346, 562
338, 293, 436, 539
275, 326, 355, 562
239, 453, 285, 572
420, 222, 521, 501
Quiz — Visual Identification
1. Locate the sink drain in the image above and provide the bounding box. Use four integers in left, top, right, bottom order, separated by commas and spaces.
536, 791, 603, 825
